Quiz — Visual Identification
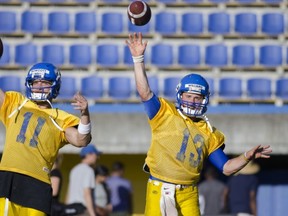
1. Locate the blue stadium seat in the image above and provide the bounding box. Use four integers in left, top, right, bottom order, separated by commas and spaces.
181, 12, 203, 35
148, 76, 159, 96
236, 0, 256, 3
287, 47, 288, 65
74, 0, 94, 2
123, 45, 133, 66
232, 44, 255, 67
101, 12, 123, 34
261, 13, 284, 35
205, 44, 228, 67
163, 77, 181, 99
42, 44, 65, 66
0, 11, 16, 33
136, 75, 159, 97
276, 78, 288, 99
102, 0, 124, 2
96, 44, 119, 67
205, 77, 214, 97
58, 76, 77, 99
263, 0, 282, 3
69, 44, 92, 67
219, 78, 242, 98
209, 0, 228, 2
108, 77, 132, 99
208, 12, 230, 35
128, 21, 150, 34
0, 43, 10, 66
21, 11, 43, 33
81, 76, 104, 99
155, 12, 177, 35
0, 76, 21, 92
247, 78, 272, 99
259, 45, 282, 67
182, 0, 203, 2
15, 43, 38, 66
151, 44, 173, 67
20, 0, 39, 2
158, 0, 176, 2
234, 12, 257, 35
47, 0, 66, 3
75, 11, 96, 34
48, 12, 70, 34
178, 44, 201, 67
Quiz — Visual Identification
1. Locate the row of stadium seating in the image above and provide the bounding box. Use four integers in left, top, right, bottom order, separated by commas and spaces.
1, 42, 287, 70
0, 10, 287, 37
0, 0, 284, 5
0, 75, 287, 103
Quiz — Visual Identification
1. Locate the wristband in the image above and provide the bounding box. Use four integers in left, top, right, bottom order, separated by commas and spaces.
78, 122, 91, 134
132, 55, 144, 63
243, 151, 250, 162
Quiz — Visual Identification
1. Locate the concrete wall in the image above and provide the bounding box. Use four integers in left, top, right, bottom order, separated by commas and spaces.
85, 113, 287, 155
1, 113, 286, 154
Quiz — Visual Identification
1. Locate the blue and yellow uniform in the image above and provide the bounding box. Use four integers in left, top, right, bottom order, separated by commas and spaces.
0, 91, 79, 215
147, 98, 224, 185
143, 96, 225, 216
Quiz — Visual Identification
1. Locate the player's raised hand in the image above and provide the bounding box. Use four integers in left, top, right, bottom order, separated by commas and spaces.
71, 92, 89, 115
125, 32, 148, 57
246, 145, 272, 160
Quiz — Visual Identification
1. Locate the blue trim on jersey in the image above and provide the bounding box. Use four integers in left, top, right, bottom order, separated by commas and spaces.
149, 175, 170, 183
208, 147, 229, 172
143, 93, 161, 120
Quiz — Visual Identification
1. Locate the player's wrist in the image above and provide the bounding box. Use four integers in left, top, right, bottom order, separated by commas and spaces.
78, 121, 91, 134
132, 55, 144, 63
242, 151, 251, 162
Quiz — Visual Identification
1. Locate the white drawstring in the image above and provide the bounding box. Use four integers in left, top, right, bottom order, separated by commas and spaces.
8, 98, 63, 131
202, 115, 213, 132
4, 198, 9, 216
49, 116, 64, 131
177, 109, 213, 133
8, 98, 29, 119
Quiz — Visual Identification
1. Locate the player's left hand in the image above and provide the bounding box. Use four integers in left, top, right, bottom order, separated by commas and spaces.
71, 92, 89, 115
246, 145, 272, 160
125, 32, 148, 57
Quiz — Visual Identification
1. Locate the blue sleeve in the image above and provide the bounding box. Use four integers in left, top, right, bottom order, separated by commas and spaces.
208, 147, 229, 172
143, 93, 161, 120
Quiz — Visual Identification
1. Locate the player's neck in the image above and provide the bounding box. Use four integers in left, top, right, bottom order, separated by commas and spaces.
35, 100, 52, 109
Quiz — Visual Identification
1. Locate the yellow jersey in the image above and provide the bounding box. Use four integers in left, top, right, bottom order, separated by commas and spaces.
146, 98, 225, 185
0, 91, 79, 184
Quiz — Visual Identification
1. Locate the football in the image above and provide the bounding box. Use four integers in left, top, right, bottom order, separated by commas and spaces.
0, 38, 3, 59
127, 0, 151, 26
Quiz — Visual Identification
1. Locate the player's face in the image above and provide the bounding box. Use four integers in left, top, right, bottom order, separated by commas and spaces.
181, 92, 204, 104
181, 92, 204, 111
31, 80, 52, 93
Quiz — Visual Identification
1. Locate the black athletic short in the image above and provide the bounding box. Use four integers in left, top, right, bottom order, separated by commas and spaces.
0, 171, 52, 214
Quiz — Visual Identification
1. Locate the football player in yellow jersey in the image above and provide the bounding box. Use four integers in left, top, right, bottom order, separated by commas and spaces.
126, 33, 272, 216
0, 63, 92, 216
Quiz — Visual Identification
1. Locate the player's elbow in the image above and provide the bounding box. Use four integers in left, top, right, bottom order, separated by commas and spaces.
222, 170, 234, 176
138, 90, 153, 101
76, 133, 92, 147
222, 161, 237, 176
